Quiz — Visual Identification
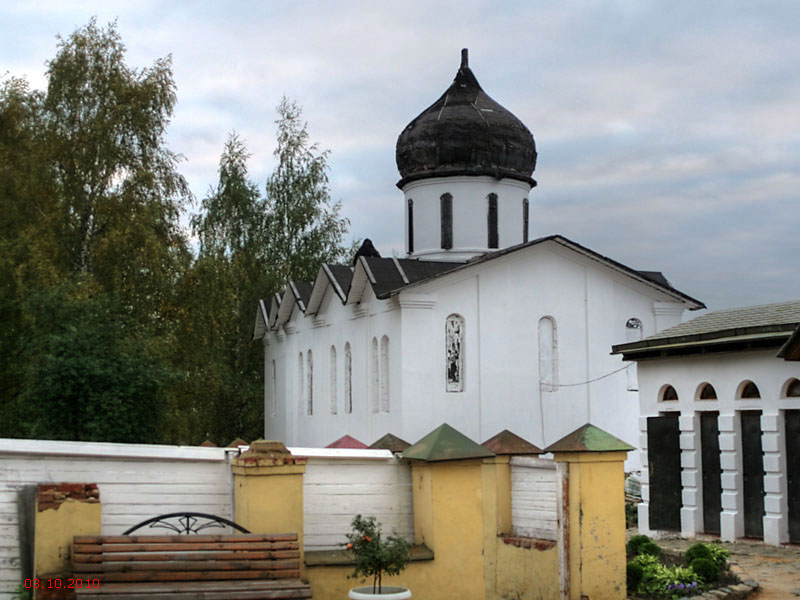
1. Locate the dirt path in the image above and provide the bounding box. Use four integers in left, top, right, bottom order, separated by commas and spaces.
652, 535, 800, 599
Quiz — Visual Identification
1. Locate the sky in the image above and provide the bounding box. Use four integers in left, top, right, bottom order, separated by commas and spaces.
2, 1, 799, 312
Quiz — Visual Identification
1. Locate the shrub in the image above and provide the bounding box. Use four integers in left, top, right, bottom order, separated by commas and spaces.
706, 542, 730, 568
685, 542, 712, 564
625, 501, 639, 528
639, 540, 663, 558
627, 561, 644, 590
690, 557, 719, 582
631, 554, 699, 598
627, 534, 651, 555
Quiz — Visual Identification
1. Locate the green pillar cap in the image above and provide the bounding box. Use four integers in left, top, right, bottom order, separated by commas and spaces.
369, 433, 411, 453
544, 423, 634, 453
401, 423, 495, 462
481, 429, 543, 455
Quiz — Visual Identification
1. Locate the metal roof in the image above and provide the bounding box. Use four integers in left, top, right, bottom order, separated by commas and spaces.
544, 423, 634, 453
401, 423, 495, 462
325, 435, 368, 449
481, 429, 543, 455
613, 299, 800, 358
369, 433, 411, 453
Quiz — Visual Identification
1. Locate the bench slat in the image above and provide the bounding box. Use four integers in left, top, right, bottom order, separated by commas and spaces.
77, 569, 301, 582
74, 550, 300, 563
75, 579, 312, 599
75, 541, 298, 553
75, 559, 298, 572
75, 534, 297, 544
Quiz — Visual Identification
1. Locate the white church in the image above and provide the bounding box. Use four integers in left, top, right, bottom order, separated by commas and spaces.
253, 49, 704, 469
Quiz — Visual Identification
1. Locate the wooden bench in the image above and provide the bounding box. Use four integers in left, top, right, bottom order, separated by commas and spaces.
72, 533, 313, 599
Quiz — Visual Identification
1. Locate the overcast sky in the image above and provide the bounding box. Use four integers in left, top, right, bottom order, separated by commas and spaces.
3, 1, 799, 312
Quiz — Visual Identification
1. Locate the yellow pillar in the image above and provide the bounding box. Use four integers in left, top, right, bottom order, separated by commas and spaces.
33, 483, 102, 598
410, 458, 488, 598
553, 450, 628, 600
231, 440, 306, 560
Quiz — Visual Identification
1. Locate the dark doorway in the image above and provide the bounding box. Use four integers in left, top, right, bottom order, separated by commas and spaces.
648, 414, 681, 531
786, 410, 800, 543
700, 412, 721, 534
741, 411, 764, 539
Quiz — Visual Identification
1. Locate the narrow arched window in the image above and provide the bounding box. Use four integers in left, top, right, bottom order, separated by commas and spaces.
625, 318, 643, 391
446, 314, 465, 392
538, 317, 558, 391
487, 193, 498, 249
306, 350, 313, 415
698, 383, 718, 400
785, 378, 800, 398
370, 337, 379, 413
271, 359, 277, 418
345, 342, 353, 413
407, 199, 414, 254
330, 345, 337, 415
440, 193, 453, 249
739, 381, 760, 399
380, 336, 390, 412
298, 352, 304, 414
661, 385, 678, 401
522, 197, 529, 243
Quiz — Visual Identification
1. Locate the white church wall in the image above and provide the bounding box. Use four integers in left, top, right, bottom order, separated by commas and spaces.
264, 239, 691, 474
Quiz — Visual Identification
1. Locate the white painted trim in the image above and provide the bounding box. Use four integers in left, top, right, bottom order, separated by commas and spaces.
0, 438, 229, 461
289, 447, 394, 460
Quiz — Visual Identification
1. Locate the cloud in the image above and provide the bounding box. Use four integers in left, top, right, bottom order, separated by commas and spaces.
1, 0, 798, 309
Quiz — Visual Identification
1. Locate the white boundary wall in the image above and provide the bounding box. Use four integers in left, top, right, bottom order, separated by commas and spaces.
510, 455, 558, 541
0, 439, 234, 595
296, 448, 413, 551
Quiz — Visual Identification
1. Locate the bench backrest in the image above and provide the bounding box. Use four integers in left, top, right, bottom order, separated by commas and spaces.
73, 533, 301, 583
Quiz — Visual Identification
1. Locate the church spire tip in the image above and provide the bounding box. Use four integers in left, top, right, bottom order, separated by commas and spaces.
461, 48, 469, 69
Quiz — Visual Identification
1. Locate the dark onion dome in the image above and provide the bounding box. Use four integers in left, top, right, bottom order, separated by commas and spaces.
396, 49, 537, 188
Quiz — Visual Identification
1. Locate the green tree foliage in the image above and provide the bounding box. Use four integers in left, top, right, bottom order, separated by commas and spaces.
0, 19, 188, 440
19, 284, 170, 442
264, 97, 350, 284
1, 20, 353, 445
168, 134, 270, 444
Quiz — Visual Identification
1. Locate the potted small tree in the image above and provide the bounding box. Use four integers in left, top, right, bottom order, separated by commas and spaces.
344, 514, 412, 599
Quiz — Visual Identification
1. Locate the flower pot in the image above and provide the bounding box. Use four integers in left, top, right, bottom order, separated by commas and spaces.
348, 586, 411, 599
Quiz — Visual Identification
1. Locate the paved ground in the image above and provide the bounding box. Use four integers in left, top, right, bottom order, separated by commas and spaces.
644, 533, 800, 599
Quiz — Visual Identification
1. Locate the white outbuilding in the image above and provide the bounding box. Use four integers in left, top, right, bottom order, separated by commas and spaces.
613, 301, 800, 545
254, 50, 704, 469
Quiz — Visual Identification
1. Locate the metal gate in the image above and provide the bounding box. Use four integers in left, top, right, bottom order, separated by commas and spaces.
786, 410, 800, 543
741, 411, 764, 539
700, 412, 721, 534
647, 414, 681, 531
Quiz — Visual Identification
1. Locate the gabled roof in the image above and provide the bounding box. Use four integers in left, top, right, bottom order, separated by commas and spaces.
252, 298, 270, 340
778, 324, 800, 361
254, 233, 704, 338
401, 423, 495, 462
306, 264, 353, 315
326, 434, 368, 449
481, 430, 543, 455
369, 433, 411, 453
385, 235, 705, 309
544, 423, 634, 453
613, 299, 800, 360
